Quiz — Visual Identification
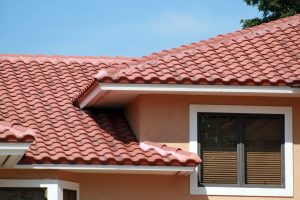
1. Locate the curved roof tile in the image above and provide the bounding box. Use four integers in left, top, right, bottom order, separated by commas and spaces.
0, 55, 200, 166
95, 14, 300, 86
0, 120, 35, 142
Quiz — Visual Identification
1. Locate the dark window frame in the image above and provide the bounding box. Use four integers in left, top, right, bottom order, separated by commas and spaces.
197, 112, 285, 188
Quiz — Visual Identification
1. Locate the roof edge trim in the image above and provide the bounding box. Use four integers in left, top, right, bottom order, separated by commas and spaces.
0, 143, 31, 168
15, 164, 195, 175
99, 83, 300, 93
79, 83, 300, 108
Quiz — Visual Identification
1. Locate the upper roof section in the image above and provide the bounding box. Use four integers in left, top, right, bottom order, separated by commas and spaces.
95, 14, 300, 86
0, 54, 132, 64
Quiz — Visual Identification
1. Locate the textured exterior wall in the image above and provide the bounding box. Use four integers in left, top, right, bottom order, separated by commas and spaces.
0, 169, 77, 181
125, 96, 142, 140
0, 170, 297, 200
124, 94, 300, 199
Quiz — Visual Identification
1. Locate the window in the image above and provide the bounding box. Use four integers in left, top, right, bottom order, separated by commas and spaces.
189, 105, 293, 197
0, 179, 79, 200
0, 188, 47, 200
198, 113, 283, 186
63, 189, 77, 200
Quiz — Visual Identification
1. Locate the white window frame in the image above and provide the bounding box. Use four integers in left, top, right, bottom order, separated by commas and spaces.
0, 179, 79, 200
189, 104, 293, 197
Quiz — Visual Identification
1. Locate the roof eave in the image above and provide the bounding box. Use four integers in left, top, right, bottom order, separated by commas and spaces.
78, 83, 300, 108
0, 143, 32, 168
15, 164, 196, 175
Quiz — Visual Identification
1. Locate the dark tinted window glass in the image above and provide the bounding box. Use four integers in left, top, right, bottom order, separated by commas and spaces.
244, 115, 283, 185
198, 114, 238, 184
0, 188, 47, 200
63, 189, 77, 200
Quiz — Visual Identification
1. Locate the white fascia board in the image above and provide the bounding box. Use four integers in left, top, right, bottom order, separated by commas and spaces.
78, 83, 103, 109
100, 83, 300, 94
15, 164, 195, 175
0, 143, 31, 155
0, 143, 31, 168
79, 83, 300, 108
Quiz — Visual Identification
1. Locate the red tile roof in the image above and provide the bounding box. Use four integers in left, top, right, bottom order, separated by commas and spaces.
0, 120, 35, 143
95, 14, 300, 86
0, 54, 200, 166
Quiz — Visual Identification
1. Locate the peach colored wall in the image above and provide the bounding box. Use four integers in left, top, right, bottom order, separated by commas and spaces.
0, 169, 77, 181
126, 94, 300, 143
0, 170, 295, 200
124, 94, 300, 199
125, 96, 141, 140
77, 174, 294, 200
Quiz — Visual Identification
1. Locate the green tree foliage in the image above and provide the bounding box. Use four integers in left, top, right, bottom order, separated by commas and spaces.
241, 0, 300, 28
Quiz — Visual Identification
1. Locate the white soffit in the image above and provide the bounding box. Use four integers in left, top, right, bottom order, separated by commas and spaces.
79, 83, 300, 108
0, 143, 31, 168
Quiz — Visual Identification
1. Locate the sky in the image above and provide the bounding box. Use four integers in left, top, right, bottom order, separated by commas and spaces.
0, 1, 261, 57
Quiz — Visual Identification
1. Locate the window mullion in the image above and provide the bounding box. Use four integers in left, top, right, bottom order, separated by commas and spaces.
237, 115, 245, 187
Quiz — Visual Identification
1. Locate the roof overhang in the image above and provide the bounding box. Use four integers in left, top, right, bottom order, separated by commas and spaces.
0, 143, 31, 168
15, 164, 195, 175
78, 83, 300, 108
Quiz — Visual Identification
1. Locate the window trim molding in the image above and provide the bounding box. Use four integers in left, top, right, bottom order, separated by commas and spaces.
189, 105, 293, 197
0, 179, 79, 200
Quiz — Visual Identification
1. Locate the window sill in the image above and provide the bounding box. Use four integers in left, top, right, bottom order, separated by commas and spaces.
190, 171, 293, 197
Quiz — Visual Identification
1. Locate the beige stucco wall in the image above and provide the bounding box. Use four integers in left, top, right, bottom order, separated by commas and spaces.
0, 169, 77, 181
123, 94, 300, 199
125, 95, 142, 140
0, 170, 296, 200
126, 94, 300, 148
0, 94, 299, 200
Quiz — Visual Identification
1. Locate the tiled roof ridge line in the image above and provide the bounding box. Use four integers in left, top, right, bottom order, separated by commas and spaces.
0, 54, 134, 65
72, 78, 98, 105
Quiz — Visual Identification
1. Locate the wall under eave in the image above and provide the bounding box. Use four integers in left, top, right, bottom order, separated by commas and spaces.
126, 94, 300, 148
124, 94, 300, 200
125, 95, 142, 140
0, 169, 297, 200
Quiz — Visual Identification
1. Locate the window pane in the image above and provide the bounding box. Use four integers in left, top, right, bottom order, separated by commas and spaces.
0, 188, 47, 200
198, 114, 238, 184
63, 189, 77, 200
244, 115, 283, 185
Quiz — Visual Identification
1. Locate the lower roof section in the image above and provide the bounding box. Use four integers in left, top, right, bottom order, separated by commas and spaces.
19, 110, 200, 167
0, 56, 200, 168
